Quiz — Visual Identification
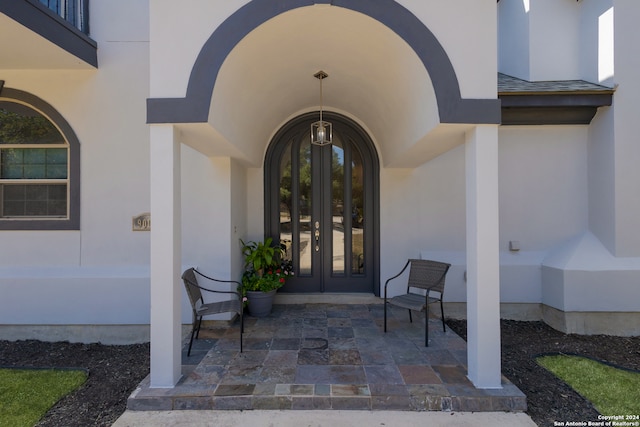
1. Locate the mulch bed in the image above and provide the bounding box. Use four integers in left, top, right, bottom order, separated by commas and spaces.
446, 320, 640, 426
1, 320, 638, 426
0, 341, 149, 427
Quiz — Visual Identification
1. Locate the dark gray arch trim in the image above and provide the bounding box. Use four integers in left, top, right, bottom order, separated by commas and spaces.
0, 87, 80, 230
147, 0, 500, 125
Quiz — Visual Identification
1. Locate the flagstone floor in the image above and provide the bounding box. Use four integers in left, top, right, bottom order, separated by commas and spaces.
127, 303, 526, 412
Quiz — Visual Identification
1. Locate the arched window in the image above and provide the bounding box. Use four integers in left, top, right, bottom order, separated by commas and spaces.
0, 88, 79, 229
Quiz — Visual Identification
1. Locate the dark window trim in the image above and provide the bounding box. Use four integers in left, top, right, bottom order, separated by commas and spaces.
0, 87, 80, 230
0, 0, 97, 68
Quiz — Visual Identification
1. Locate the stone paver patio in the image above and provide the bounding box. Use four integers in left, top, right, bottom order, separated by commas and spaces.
127, 303, 526, 412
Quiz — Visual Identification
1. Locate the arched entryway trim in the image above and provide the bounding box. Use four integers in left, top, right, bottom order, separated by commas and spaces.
147, 0, 500, 125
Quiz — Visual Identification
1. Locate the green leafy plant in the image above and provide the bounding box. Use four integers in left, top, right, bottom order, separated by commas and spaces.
241, 237, 280, 273
240, 238, 293, 293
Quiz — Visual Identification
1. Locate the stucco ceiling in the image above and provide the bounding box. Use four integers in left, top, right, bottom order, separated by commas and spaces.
198, 5, 444, 167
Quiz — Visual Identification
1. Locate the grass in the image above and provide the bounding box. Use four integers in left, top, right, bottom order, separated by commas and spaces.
537, 354, 640, 415
0, 368, 87, 427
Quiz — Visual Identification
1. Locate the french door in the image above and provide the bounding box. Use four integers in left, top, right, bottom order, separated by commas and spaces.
265, 113, 379, 294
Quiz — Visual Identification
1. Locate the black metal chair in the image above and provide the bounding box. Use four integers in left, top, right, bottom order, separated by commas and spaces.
181, 268, 243, 356
384, 259, 451, 346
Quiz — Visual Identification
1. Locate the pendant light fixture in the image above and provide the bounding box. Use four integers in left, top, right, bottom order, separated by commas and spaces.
311, 70, 332, 146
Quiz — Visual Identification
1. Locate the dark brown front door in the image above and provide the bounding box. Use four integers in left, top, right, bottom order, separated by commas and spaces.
265, 113, 379, 294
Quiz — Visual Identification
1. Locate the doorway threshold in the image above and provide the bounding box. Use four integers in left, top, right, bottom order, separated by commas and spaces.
274, 293, 381, 305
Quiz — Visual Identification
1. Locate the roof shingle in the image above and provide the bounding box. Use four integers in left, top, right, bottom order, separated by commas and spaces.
498, 73, 614, 95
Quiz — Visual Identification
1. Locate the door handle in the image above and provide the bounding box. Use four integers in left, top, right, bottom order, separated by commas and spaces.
314, 221, 320, 251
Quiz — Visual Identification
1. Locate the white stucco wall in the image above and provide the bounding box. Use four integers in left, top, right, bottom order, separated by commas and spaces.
149, 0, 497, 100
579, 0, 614, 85
611, 0, 640, 257
528, 0, 582, 81
588, 108, 616, 253
0, 0, 152, 329
397, 0, 497, 99
542, 231, 640, 313
498, 0, 530, 80
499, 0, 612, 83
587, 0, 640, 258
180, 151, 246, 323
499, 126, 589, 251
2, 0, 638, 341
149, 0, 245, 99
379, 126, 590, 305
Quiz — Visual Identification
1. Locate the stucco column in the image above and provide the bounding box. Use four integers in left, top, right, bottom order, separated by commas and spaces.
149, 124, 182, 387
465, 124, 501, 388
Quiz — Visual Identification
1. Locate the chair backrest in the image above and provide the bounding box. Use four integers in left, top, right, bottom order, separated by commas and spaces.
182, 268, 203, 309
407, 259, 451, 295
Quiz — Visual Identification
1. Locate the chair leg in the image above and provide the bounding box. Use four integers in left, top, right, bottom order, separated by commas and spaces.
408, 309, 413, 323
239, 311, 244, 353
440, 299, 446, 332
425, 304, 429, 347
195, 316, 203, 340
383, 301, 387, 333
187, 316, 200, 357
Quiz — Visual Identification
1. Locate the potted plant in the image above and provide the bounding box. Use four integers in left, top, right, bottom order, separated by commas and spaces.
240, 237, 293, 317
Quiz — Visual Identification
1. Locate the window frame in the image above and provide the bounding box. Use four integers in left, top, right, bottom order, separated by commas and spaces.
0, 88, 80, 230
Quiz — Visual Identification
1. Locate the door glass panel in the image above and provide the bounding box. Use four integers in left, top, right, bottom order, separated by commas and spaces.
351, 146, 365, 274
268, 114, 377, 294
298, 139, 312, 275
279, 140, 293, 267
331, 140, 345, 275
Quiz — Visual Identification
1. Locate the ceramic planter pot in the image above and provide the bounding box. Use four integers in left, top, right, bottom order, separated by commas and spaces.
246, 289, 277, 317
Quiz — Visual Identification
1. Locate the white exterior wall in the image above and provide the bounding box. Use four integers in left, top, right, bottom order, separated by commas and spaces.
498, 0, 530, 80
580, 0, 614, 85
397, 0, 497, 99
149, 0, 496, 101
180, 150, 242, 323
149, 0, 246, 99
588, 108, 616, 253
499, 0, 611, 83
611, 0, 640, 257
529, 0, 581, 81
0, 0, 152, 338
499, 127, 589, 251
2, 0, 638, 342
381, 126, 589, 305
586, 0, 640, 258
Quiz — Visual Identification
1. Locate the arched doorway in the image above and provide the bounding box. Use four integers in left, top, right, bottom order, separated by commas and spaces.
265, 112, 379, 294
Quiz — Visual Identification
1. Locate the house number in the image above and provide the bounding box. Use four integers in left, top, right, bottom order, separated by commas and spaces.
132, 213, 151, 231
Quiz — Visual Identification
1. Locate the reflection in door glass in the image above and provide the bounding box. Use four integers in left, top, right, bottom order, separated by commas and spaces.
351, 147, 365, 274
298, 139, 312, 275
331, 141, 345, 275
279, 140, 293, 267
